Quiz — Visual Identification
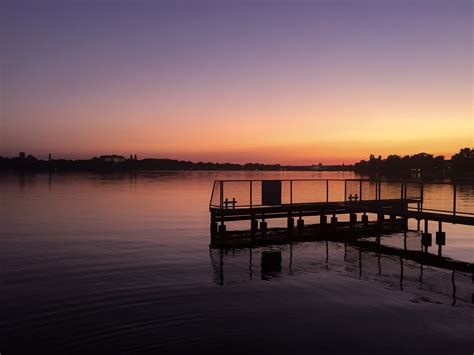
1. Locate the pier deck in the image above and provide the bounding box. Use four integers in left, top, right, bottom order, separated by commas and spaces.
209, 179, 474, 254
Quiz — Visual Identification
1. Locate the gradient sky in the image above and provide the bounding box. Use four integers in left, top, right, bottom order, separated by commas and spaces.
1, 0, 472, 164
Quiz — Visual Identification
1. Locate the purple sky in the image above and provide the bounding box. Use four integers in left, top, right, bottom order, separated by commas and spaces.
1, 0, 472, 163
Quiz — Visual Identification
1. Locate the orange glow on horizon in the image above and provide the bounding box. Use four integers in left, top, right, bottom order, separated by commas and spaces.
2, 1, 472, 164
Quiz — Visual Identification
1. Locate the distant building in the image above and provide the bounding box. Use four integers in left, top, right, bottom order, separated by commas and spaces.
99, 155, 126, 163
19, 152, 26, 159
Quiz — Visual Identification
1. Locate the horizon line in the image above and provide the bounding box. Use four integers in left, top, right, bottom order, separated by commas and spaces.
1, 147, 470, 167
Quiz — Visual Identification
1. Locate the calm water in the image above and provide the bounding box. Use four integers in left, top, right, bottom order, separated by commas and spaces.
1, 171, 473, 354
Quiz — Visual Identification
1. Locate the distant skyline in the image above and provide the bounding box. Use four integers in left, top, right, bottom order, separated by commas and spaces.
1, 0, 472, 164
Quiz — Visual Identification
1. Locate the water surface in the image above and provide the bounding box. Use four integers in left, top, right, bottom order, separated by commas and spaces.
1, 171, 472, 354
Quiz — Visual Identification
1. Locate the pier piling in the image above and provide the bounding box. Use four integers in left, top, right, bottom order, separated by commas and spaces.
320, 214, 327, 226
422, 220, 432, 252
297, 216, 304, 232
260, 218, 267, 235
350, 212, 357, 228
331, 213, 338, 229
436, 221, 446, 257
287, 214, 294, 230
218, 222, 226, 235
251, 217, 258, 235
362, 213, 369, 226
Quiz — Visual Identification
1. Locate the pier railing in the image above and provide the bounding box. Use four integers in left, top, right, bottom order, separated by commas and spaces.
209, 179, 474, 217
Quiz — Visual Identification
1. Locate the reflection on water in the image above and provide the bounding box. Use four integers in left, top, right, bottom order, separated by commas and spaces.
0, 172, 473, 354
210, 237, 472, 307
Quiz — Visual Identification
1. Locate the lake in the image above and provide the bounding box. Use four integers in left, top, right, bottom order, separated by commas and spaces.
0, 171, 472, 354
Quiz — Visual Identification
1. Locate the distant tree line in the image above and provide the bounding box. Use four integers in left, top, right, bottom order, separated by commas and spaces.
0, 154, 349, 172
5, 149, 470, 177
354, 148, 474, 179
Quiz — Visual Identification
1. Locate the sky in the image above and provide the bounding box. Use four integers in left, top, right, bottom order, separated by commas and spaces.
0, 0, 472, 164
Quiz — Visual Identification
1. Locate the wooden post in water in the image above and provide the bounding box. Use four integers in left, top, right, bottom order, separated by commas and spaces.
361, 212, 368, 226
331, 211, 337, 229
297, 212, 304, 232
436, 221, 445, 257
377, 212, 384, 232
251, 214, 258, 236
287, 212, 294, 230
210, 211, 218, 238
377, 212, 384, 224
320, 211, 327, 227
422, 219, 432, 253
219, 214, 226, 235
350, 212, 357, 229
260, 214, 267, 235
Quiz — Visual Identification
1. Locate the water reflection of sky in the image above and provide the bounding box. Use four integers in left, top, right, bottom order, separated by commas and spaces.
0, 172, 472, 354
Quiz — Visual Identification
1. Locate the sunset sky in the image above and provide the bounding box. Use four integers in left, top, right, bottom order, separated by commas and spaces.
1, 0, 472, 164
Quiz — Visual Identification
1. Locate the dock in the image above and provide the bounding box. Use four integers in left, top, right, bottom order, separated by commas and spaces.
209, 179, 474, 255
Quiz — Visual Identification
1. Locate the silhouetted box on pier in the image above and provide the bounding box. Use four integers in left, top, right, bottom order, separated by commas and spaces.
262, 180, 282, 206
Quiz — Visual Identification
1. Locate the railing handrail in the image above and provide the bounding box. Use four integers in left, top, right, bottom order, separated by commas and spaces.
209, 178, 473, 217
211, 178, 474, 185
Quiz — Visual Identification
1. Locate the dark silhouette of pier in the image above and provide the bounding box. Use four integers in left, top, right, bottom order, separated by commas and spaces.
209, 179, 474, 257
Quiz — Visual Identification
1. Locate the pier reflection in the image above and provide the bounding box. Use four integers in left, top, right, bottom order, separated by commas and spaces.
210, 234, 473, 307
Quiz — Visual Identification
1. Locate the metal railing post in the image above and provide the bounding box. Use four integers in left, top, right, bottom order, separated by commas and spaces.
290, 180, 293, 204
326, 179, 329, 202
250, 181, 252, 208
220, 181, 224, 209
420, 183, 423, 212
453, 184, 456, 216
344, 180, 347, 202
400, 182, 404, 212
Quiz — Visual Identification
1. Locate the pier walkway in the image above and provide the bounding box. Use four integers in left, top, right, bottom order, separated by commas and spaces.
209, 179, 474, 253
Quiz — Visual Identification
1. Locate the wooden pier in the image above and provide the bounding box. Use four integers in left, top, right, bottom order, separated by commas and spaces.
209, 179, 474, 255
